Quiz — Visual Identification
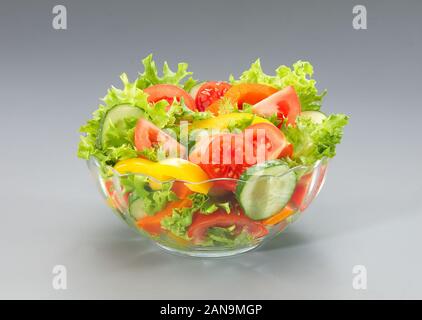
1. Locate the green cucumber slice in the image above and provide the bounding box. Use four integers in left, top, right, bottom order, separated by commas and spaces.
300, 111, 327, 124
98, 104, 144, 148
129, 196, 148, 220
235, 160, 297, 220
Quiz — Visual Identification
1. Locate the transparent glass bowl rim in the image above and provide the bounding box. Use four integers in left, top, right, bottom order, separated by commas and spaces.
88, 156, 328, 185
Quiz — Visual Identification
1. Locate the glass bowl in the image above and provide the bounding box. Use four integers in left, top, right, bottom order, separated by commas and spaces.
87, 157, 328, 257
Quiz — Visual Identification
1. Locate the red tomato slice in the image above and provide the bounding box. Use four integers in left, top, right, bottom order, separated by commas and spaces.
195, 81, 231, 111
290, 165, 327, 211
187, 210, 268, 244
189, 123, 289, 191
290, 173, 313, 211
143, 84, 196, 111
134, 118, 186, 158
104, 180, 129, 210
243, 123, 290, 163
252, 86, 301, 126
279, 143, 293, 158
191, 133, 247, 191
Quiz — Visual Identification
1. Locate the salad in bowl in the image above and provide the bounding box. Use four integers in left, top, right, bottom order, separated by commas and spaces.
78, 54, 348, 257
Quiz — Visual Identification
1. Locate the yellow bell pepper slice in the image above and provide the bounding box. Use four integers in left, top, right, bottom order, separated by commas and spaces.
114, 158, 167, 180
114, 158, 212, 194
158, 158, 212, 194
190, 112, 270, 131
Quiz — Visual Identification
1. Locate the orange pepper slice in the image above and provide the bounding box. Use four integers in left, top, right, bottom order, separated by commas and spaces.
207, 83, 278, 114
261, 206, 295, 226
171, 181, 193, 199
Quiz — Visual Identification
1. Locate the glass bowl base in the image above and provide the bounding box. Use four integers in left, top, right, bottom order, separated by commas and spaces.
155, 242, 261, 258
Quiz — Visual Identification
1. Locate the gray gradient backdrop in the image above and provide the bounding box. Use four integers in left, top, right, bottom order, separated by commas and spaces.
0, 0, 421, 299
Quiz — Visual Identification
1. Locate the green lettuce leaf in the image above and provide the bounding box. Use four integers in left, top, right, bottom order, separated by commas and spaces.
103, 73, 176, 129
138, 146, 159, 162
169, 100, 213, 122
160, 206, 194, 238
230, 59, 326, 111
121, 175, 178, 216
77, 72, 196, 169
161, 194, 231, 238
202, 227, 254, 247
102, 144, 139, 164
102, 117, 138, 148
136, 54, 197, 91
77, 133, 98, 160
77, 73, 147, 162
226, 116, 255, 133
282, 114, 349, 166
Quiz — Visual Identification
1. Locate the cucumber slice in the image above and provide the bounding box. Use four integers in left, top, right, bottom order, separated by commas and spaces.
300, 111, 327, 124
129, 196, 148, 220
189, 82, 205, 99
98, 104, 144, 148
235, 160, 297, 220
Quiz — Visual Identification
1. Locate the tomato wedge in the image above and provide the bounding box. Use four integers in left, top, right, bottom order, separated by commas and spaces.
207, 83, 278, 114
134, 118, 186, 158
279, 143, 294, 158
189, 122, 290, 191
290, 165, 327, 211
191, 133, 248, 191
143, 84, 196, 111
187, 210, 268, 243
195, 81, 231, 111
252, 86, 301, 126
104, 180, 129, 210
243, 122, 290, 164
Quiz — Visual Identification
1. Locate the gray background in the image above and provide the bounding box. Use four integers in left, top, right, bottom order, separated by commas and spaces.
0, 0, 421, 299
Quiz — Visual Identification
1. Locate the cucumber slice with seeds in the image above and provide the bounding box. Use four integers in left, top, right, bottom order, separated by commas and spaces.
235, 160, 297, 220
300, 111, 327, 124
129, 195, 148, 220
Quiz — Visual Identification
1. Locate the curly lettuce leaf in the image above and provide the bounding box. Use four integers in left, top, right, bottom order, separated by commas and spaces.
101, 144, 139, 164
102, 117, 138, 148
230, 59, 326, 111
226, 116, 255, 133
169, 100, 213, 122
103, 73, 149, 109
202, 227, 254, 247
78, 73, 147, 161
77, 73, 193, 168
138, 146, 159, 162
121, 175, 178, 216
103, 73, 177, 129
136, 54, 197, 91
282, 114, 349, 166
78, 132, 98, 160
161, 194, 231, 238
160, 206, 194, 238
